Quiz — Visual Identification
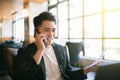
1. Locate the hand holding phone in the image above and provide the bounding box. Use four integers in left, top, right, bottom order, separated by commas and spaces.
35, 29, 47, 44
35, 29, 47, 50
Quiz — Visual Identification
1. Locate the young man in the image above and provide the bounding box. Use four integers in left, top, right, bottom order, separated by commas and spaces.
13, 11, 96, 80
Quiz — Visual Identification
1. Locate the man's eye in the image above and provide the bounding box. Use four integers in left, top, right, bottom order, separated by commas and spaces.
52, 29, 56, 32
44, 29, 49, 32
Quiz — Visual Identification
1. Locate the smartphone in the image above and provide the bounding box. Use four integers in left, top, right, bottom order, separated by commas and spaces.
35, 29, 46, 45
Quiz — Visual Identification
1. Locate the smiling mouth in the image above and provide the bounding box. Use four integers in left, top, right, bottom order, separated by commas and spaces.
46, 38, 54, 40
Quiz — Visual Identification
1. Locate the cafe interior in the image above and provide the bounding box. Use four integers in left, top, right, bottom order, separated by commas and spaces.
0, 0, 120, 80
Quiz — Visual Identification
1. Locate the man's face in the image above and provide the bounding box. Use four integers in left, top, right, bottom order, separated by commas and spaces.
37, 20, 56, 45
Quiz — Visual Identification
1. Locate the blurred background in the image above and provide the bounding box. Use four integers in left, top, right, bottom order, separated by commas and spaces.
0, 0, 120, 61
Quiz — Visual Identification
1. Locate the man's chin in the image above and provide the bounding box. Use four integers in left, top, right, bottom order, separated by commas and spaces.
47, 40, 53, 45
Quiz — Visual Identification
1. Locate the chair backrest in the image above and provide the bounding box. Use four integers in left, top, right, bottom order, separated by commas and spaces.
66, 41, 85, 67
4, 48, 18, 79
0, 44, 8, 75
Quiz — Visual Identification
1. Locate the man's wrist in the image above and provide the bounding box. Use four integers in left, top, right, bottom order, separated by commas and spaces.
83, 67, 91, 75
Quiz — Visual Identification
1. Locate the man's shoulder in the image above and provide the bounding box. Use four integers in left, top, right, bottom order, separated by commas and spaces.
52, 42, 67, 51
17, 42, 36, 55
52, 42, 66, 47
19, 42, 36, 51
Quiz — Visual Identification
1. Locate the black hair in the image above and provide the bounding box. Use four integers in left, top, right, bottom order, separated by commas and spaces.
33, 11, 56, 28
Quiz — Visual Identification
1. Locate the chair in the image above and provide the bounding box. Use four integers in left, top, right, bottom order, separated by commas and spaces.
0, 44, 8, 76
4, 48, 18, 79
66, 41, 85, 67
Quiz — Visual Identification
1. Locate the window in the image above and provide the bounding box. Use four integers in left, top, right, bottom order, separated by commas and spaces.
0, 23, 2, 38
58, 1, 68, 21
69, 0, 83, 18
104, 0, 120, 11
84, 0, 102, 15
104, 11, 120, 38
13, 14, 24, 42
84, 14, 102, 38
69, 18, 83, 38
48, 0, 120, 61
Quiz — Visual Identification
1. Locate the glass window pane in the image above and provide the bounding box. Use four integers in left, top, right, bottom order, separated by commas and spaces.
104, 39, 120, 48
58, 0, 64, 1
104, 0, 120, 11
49, 0, 57, 5
84, 14, 102, 38
69, 18, 83, 38
84, 0, 102, 15
104, 11, 120, 38
69, 0, 83, 18
58, 1, 68, 20
104, 39, 120, 60
20, 18, 24, 41
58, 21, 68, 38
13, 15, 24, 42
69, 39, 83, 42
84, 39, 102, 58
0, 23, 2, 38
49, 8, 57, 17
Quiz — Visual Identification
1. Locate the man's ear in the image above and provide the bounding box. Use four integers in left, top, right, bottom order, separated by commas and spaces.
34, 28, 41, 37
34, 29, 37, 38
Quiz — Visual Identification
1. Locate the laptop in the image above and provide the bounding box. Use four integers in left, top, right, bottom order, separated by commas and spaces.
94, 62, 120, 80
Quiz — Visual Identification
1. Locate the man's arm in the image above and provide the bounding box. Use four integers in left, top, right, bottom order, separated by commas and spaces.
13, 47, 40, 80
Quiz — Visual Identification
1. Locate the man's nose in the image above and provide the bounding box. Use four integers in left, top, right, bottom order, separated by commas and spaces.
48, 31, 54, 36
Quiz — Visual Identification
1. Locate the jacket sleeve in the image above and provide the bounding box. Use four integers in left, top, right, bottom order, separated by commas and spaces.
64, 46, 87, 80
13, 47, 41, 80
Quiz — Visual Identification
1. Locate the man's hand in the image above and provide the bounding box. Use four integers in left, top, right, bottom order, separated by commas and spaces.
83, 61, 100, 74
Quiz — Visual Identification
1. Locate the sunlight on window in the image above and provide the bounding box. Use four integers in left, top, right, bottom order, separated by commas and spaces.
105, 48, 120, 60
105, 39, 120, 48
84, 0, 102, 15
84, 39, 102, 58
49, 0, 120, 60
104, 39, 120, 60
58, 21, 68, 38
84, 14, 102, 38
104, 11, 120, 38
49, 0, 57, 5
104, 0, 120, 11
69, 0, 83, 18
13, 14, 24, 42
0, 23, 2, 38
49, 8, 57, 17
58, 1, 68, 20
69, 18, 83, 38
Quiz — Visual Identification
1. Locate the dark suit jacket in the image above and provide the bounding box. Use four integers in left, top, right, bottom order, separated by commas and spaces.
13, 42, 86, 80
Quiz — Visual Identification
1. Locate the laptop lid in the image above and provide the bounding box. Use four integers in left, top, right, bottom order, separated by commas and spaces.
94, 62, 120, 80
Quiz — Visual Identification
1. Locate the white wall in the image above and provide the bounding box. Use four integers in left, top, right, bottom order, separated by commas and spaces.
2, 19, 12, 38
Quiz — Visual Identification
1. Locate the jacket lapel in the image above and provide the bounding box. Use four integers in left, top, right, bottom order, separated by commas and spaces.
52, 43, 63, 70
40, 57, 46, 79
